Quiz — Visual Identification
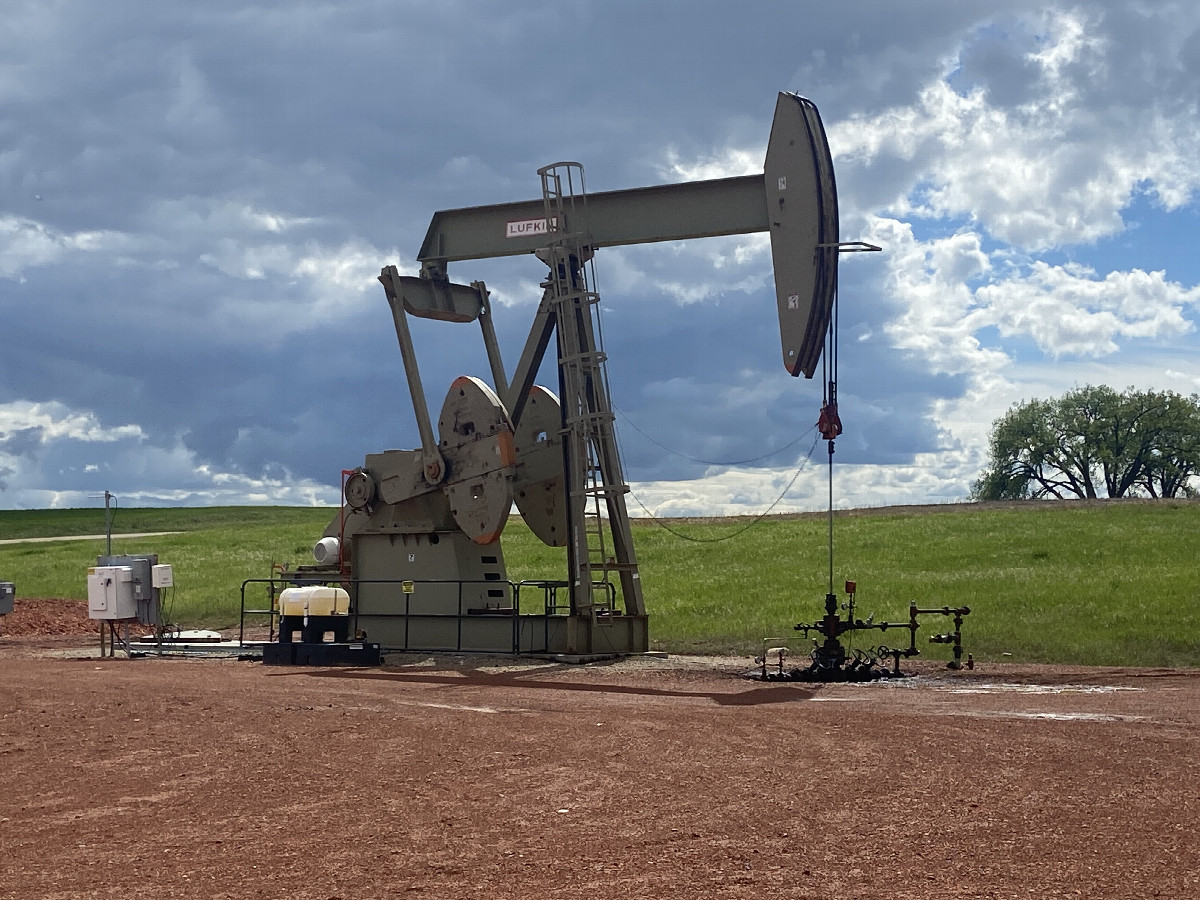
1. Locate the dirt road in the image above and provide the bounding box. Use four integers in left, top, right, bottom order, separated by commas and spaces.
1, 626, 1197, 900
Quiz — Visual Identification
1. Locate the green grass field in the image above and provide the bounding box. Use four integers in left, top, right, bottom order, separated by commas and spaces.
1, 500, 1197, 667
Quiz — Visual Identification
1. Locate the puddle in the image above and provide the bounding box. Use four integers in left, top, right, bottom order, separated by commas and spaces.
408, 701, 506, 714
938, 683, 1145, 695
988, 710, 1144, 723
809, 697, 868, 702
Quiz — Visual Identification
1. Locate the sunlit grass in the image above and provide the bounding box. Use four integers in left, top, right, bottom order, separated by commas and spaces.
1, 500, 1197, 667
0, 507, 332, 626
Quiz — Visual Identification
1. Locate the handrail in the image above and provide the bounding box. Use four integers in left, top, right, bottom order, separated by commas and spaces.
239, 576, 590, 654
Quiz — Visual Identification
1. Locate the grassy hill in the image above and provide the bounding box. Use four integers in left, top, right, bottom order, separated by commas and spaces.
1, 499, 1197, 667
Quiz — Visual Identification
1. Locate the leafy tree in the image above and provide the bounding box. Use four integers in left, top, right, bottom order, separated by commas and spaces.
1136, 391, 1200, 499
972, 386, 1200, 501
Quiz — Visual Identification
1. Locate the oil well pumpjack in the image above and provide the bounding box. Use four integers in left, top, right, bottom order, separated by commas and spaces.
284, 93, 852, 658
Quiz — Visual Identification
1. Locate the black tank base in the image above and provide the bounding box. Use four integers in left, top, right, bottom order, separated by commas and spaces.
278, 614, 351, 644
263, 642, 382, 667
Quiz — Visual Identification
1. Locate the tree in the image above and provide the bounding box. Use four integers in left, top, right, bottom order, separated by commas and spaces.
1135, 391, 1200, 499
971, 386, 1200, 501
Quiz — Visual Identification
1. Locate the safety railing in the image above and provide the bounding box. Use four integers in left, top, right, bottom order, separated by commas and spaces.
240, 576, 597, 655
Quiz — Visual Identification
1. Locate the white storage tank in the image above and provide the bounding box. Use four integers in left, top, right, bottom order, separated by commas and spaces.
279, 585, 349, 618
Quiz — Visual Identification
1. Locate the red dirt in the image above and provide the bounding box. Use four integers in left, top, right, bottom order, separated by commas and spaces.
1, 598, 97, 637
1, 598, 1198, 899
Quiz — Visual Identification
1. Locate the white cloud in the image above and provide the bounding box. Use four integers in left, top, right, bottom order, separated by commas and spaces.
657, 146, 763, 182
0, 217, 130, 279
199, 237, 390, 292
1164, 369, 1200, 392
630, 463, 824, 519
872, 217, 1009, 378
975, 263, 1199, 357
241, 207, 319, 234
0, 399, 338, 508
628, 445, 983, 519
10, 471, 338, 510
0, 401, 143, 444
202, 238, 405, 342
878, 218, 1200, 366
830, 7, 1200, 250
484, 276, 548, 310
592, 234, 772, 309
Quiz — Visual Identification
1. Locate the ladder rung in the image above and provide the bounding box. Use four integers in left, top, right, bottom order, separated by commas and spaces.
582, 485, 629, 498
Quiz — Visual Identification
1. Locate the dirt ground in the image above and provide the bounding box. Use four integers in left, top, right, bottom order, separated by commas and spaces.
2, 600, 1198, 900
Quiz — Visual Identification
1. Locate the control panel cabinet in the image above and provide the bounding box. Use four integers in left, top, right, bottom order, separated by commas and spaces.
87, 566, 137, 619
0, 582, 14, 616
95, 554, 161, 625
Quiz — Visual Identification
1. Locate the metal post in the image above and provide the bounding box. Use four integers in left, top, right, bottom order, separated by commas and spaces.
104, 491, 113, 557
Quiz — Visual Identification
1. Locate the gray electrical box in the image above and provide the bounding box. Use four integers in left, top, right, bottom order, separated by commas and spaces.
0, 582, 14, 616
87, 567, 138, 619
95, 554, 160, 625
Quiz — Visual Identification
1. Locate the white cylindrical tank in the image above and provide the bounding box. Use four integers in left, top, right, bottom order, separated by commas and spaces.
278, 585, 349, 617
312, 537, 340, 566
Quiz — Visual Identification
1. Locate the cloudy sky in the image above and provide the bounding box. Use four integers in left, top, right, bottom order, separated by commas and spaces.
2, 1, 1198, 517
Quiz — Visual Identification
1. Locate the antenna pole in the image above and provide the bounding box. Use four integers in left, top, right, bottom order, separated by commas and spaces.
104, 491, 113, 556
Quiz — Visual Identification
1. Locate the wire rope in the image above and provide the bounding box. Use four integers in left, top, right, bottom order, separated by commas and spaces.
626, 430, 824, 543
583, 168, 823, 545
614, 405, 815, 466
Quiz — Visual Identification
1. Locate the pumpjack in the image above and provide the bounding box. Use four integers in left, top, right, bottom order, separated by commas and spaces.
283, 93, 866, 657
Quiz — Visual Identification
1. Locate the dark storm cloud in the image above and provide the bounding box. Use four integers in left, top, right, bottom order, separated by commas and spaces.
1, 0, 1198, 510
0, 427, 44, 460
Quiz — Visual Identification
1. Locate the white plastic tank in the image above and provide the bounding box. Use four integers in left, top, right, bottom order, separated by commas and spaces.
312, 537, 340, 566
278, 585, 349, 617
